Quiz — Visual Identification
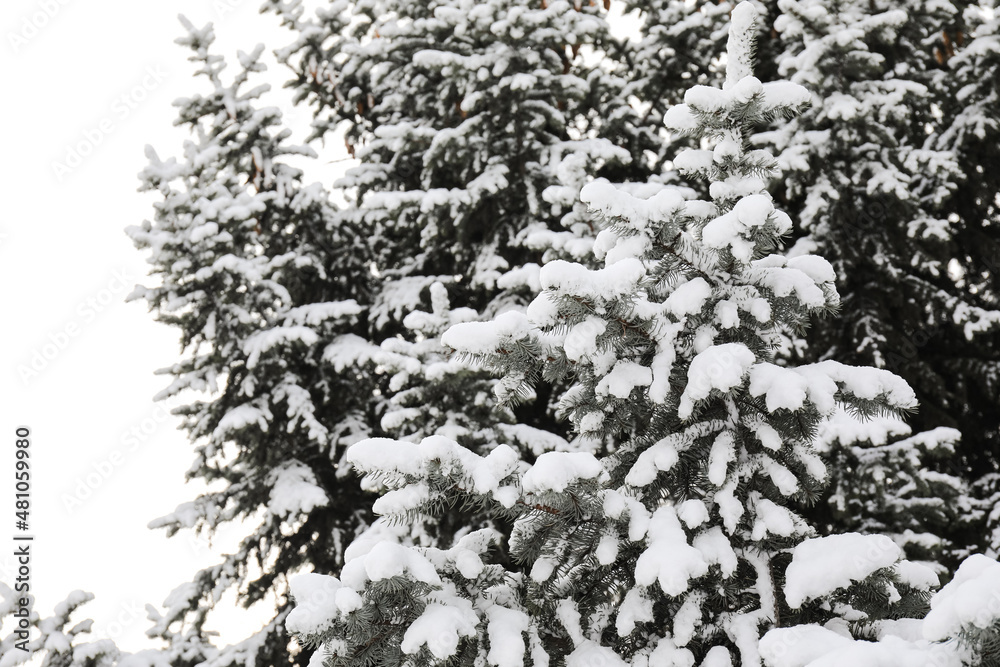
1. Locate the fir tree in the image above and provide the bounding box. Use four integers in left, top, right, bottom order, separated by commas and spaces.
760, 0, 1000, 492
812, 411, 970, 569
618, 0, 731, 172
262, 0, 649, 450
28, 3, 996, 667
0, 588, 120, 667
619, 0, 999, 569
927, 3, 1000, 560
123, 2, 651, 665
126, 20, 379, 667
285, 6, 962, 666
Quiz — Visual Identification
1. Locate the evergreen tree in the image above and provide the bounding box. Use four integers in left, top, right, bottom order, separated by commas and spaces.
759, 0, 1000, 488
813, 412, 970, 570
927, 3, 1000, 558
258, 0, 664, 561
123, 2, 652, 665
0, 588, 120, 667
262, 0, 648, 450
620, 0, 999, 567
126, 20, 379, 667
971, 470, 1000, 561
285, 7, 973, 666
618, 0, 731, 172
28, 3, 996, 666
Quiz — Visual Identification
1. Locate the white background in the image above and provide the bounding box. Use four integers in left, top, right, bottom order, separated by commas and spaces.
0, 0, 309, 652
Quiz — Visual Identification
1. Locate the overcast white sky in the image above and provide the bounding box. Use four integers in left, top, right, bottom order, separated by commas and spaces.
0, 0, 321, 653
0, 0, 643, 656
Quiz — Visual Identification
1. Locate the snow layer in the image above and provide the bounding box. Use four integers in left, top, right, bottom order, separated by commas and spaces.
580, 178, 686, 230
442, 310, 533, 355
340, 541, 441, 590
243, 326, 318, 369
286, 573, 343, 636
615, 588, 653, 636
348, 436, 521, 508
702, 195, 785, 262
283, 300, 363, 326
748, 361, 917, 416
634, 506, 709, 596
522, 451, 606, 493
759, 625, 854, 667
760, 625, 963, 667
486, 605, 530, 667
784, 534, 901, 609
566, 641, 629, 667
726, 1, 756, 87
267, 462, 329, 519
400, 600, 477, 660
923, 554, 1000, 641
678, 343, 756, 419
814, 407, 911, 451
665, 277, 713, 317
540, 258, 646, 301
595, 360, 653, 399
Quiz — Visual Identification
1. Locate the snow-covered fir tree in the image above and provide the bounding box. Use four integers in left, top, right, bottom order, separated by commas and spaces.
618, 0, 998, 567
258, 0, 663, 564
126, 20, 380, 667
18, 3, 994, 667
618, 0, 731, 171
284, 6, 1000, 666
758, 0, 1000, 527
812, 411, 970, 570
262, 0, 648, 454
926, 3, 1000, 563
0, 587, 119, 667
121, 2, 653, 665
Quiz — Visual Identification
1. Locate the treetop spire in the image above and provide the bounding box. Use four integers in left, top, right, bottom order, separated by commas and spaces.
725, 1, 758, 89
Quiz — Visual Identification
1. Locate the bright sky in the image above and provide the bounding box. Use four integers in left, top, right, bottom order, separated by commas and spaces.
0, 0, 312, 653
0, 0, 643, 656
